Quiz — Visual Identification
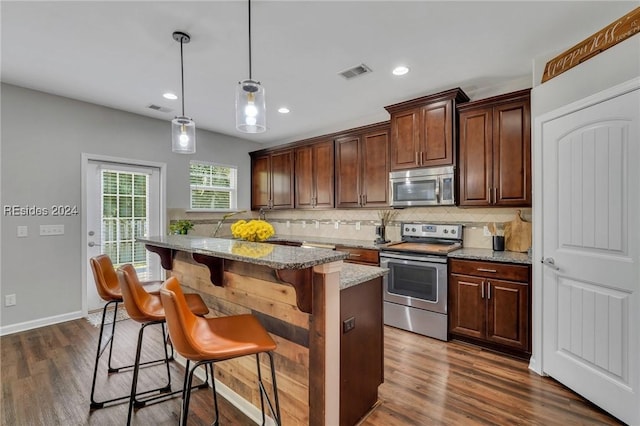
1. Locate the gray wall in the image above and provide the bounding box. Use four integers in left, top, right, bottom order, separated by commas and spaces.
0, 83, 260, 331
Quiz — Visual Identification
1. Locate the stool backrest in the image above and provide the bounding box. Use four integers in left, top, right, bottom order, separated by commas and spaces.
90, 255, 121, 301
160, 277, 202, 359
117, 264, 164, 322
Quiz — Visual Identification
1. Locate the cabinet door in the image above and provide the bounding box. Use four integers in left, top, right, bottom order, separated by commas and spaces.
251, 154, 271, 210
270, 150, 294, 209
313, 140, 335, 208
493, 99, 531, 206
361, 130, 389, 207
294, 146, 314, 209
421, 100, 454, 167
335, 136, 362, 208
486, 279, 529, 351
390, 108, 421, 171
458, 107, 493, 206
449, 274, 485, 339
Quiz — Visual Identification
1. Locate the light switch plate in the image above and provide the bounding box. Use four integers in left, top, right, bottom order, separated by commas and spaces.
40, 224, 65, 236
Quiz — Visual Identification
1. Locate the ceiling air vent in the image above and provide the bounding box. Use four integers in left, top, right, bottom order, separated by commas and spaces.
146, 104, 173, 113
339, 63, 372, 80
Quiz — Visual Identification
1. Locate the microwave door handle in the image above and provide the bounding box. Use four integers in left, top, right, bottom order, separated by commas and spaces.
435, 177, 441, 203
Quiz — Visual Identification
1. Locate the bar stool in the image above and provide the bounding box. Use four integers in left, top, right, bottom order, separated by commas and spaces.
160, 276, 282, 426
117, 264, 210, 425
89, 254, 165, 409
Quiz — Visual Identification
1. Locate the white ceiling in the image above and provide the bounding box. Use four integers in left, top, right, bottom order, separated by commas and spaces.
1, 1, 636, 146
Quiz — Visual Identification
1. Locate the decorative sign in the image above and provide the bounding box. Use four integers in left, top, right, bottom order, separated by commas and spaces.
541, 7, 640, 83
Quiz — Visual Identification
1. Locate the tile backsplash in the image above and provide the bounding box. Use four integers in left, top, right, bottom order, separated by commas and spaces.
170, 206, 532, 250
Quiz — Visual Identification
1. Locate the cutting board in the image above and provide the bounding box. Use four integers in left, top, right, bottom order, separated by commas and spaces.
504, 210, 531, 252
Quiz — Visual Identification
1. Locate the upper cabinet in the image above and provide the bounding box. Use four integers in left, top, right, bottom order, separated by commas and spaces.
251, 149, 294, 210
335, 123, 390, 208
385, 88, 469, 171
458, 89, 531, 207
295, 140, 334, 209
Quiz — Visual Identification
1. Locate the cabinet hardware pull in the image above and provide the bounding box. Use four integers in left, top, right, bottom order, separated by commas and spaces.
421, 151, 424, 165
415, 152, 419, 165
477, 268, 497, 273
487, 282, 492, 299
481, 282, 485, 299
488, 186, 493, 204
363, 194, 367, 205
349, 253, 362, 257
493, 187, 498, 204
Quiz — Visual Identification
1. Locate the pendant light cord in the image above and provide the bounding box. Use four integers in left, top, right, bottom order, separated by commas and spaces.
248, 0, 252, 79
180, 38, 185, 116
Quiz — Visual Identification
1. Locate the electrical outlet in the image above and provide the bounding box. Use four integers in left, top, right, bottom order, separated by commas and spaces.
5, 294, 16, 307
286, 220, 290, 228
334, 221, 339, 230
301, 220, 306, 228
17, 226, 28, 238
355, 221, 361, 231
483, 226, 492, 237
343, 317, 355, 333
315, 220, 319, 229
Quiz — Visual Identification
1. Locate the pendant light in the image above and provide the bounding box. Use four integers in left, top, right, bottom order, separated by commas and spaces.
171, 31, 196, 154
236, 0, 266, 133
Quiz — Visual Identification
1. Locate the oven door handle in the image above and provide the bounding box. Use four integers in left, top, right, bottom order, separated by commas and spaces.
380, 252, 447, 264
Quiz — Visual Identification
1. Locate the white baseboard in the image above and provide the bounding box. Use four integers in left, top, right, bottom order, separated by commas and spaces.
171, 352, 276, 426
0, 310, 84, 336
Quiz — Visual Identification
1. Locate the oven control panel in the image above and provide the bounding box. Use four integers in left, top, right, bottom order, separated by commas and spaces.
401, 223, 462, 240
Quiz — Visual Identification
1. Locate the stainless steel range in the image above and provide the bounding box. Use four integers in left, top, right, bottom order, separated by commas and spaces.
381, 223, 462, 341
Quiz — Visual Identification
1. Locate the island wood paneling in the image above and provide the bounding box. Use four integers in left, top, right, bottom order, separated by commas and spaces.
170, 251, 313, 426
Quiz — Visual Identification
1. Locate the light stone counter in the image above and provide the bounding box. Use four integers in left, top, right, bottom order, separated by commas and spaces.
340, 263, 388, 290
448, 247, 532, 265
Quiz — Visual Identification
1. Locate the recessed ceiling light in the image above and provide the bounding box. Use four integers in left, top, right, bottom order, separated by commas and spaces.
392, 66, 410, 76
278, 107, 290, 114
163, 92, 178, 100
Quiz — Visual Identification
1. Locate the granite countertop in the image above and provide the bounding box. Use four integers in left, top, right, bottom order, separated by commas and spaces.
448, 247, 532, 265
269, 235, 384, 250
139, 235, 348, 270
340, 263, 388, 290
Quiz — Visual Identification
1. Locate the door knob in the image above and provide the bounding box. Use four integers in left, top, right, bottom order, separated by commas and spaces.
88, 241, 101, 247
541, 257, 560, 270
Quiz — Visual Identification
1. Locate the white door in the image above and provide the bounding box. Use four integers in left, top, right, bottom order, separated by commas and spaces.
85, 159, 163, 312
541, 84, 639, 424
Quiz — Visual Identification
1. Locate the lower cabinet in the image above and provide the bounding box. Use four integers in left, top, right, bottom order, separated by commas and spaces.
449, 258, 531, 356
335, 245, 379, 266
340, 277, 383, 426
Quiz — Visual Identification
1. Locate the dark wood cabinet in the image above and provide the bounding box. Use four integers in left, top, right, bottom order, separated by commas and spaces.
458, 89, 531, 207
335, 245, 379, 266
250, 149, 294, 210
340, 277, 383, 426
295, 140, 334, 209
385, 88, 469, 171
335, 123, 390, 208
449, 258, 531, 356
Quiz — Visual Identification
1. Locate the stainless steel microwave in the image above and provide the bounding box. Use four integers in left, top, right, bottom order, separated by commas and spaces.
389, 166, 455, 207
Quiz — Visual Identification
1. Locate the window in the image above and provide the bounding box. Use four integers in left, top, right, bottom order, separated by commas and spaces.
190, 161, 237, 210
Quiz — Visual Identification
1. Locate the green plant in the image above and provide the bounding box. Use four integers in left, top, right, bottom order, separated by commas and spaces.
169, 219, 194, 235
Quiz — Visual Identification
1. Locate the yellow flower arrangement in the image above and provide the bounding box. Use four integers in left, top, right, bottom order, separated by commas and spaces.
230, 219, 275, 242
231, 241, 274, 258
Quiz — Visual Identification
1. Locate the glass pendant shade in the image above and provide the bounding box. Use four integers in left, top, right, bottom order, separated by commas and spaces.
236, 79, 266, 133
171, 116, 196, 154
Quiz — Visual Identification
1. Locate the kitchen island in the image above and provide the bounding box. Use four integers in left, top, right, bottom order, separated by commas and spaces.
139, 235, 387, 426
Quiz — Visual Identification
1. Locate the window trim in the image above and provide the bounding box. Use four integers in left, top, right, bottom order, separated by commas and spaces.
189, 160, 238, 211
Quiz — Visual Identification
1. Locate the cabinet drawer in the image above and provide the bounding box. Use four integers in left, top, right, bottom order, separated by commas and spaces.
449, 259, 529, 282
335, 246, 379, 265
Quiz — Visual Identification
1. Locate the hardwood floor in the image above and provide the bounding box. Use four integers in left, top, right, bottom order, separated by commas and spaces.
1, 317, 623, 425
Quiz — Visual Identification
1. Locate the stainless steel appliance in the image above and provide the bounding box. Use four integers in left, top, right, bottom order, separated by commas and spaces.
381, 222, 462, 340
389, 166, 455, 207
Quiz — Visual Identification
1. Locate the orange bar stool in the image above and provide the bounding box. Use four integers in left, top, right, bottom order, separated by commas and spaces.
89, 254, 165, 409
118, 264, 210, 426
160, 276, 282, 426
